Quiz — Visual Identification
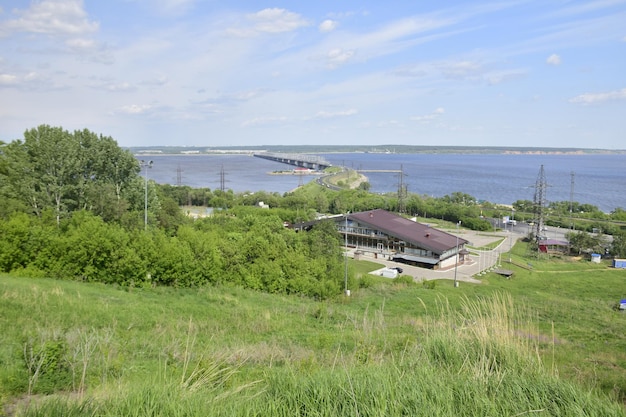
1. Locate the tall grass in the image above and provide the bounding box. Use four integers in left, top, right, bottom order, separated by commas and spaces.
8, 284, 624, 416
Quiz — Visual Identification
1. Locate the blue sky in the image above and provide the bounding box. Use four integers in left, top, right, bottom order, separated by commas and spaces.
1, 0, 625, 149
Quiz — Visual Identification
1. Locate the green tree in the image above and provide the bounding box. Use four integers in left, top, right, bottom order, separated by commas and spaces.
512, 199, 534, 213
75, 129, 139, 217
566, 230, 606, 255
0, 125, 140, 223
24, 126, 81, 224
442, 192, 476, 205
610, 208, 626, 222
610, 231, 626, 258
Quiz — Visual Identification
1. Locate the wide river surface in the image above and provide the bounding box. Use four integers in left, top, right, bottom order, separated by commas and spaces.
139, 153, 625, 213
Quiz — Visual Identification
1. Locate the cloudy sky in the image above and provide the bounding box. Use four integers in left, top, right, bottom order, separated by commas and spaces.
1, 0, 625, 148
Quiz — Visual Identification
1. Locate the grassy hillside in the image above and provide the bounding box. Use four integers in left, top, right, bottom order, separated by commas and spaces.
1, 242, 625, 416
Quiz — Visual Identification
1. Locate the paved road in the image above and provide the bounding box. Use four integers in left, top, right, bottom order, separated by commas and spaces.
349, 228, 519, 285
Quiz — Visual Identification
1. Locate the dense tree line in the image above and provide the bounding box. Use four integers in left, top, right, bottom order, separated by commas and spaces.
0, 209, 346, 298
2, 125, 625, 297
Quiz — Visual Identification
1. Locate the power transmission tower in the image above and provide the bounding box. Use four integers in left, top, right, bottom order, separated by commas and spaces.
219, 165, 227, 192
532, 165, 548, 242
396, 164, 408, 214
176, 164, 183, 186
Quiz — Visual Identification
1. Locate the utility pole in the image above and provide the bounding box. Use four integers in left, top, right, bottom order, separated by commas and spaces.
140, 160, 153, 231
344, 212, 350, 296
532, 165, 548, 244
569, 171, 575, 230
454, 221, 461, 287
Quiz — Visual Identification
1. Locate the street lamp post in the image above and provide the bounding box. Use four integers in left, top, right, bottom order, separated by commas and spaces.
509, 227, 513, 263
454, 220, 461, 287
140, 160, 153, 230
344, 212, 350, 296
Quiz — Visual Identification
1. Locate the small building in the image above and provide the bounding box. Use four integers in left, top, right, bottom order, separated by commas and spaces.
294, 209, 469, 270
538, 238, 568, 254
591, 253, 602, 263
613, 259, 626, 269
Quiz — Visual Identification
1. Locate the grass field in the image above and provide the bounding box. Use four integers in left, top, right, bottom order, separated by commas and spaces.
1, 240, 625, 416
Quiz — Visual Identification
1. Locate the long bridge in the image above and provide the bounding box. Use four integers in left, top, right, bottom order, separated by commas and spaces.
253, 152, 332, 171
356, 169, 403, 173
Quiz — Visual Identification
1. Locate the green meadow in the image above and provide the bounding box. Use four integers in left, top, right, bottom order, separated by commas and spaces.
1, 241, 625, 416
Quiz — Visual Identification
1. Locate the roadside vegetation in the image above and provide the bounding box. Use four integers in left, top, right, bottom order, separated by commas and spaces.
1, 125, 626, 415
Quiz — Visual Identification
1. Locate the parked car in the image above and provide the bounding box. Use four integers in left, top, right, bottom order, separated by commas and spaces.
390, 267, 403, 274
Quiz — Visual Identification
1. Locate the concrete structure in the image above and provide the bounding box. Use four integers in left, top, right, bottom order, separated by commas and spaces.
253, 152, 332, 171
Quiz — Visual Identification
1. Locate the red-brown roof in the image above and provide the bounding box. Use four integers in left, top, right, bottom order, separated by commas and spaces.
348, 209, 467, 254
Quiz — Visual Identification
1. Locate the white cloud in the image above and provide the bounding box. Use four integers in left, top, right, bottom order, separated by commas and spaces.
440, 60, 483, 79
138, 75, 169, 87
432, 60, 526, 85
0, 0, 98, 36
226, 8, 310, 37
326, 48, 356, 68
242, 116, 288, 127
0, 73, 18, 86
65, 37, 97, 50
319, 19, 338, 33
117, 104, 153, 115
546, 54, 561, 65
228, 89, 267, 101
105, 82, 136, 92
411, 107, 445, 122
569, 88, 626, 104
314, 109, 357, 119
249, 8, 309, 34
376, 120, 403, 128
484, 69, 527, 85
153, 0, 196, 15
0, 71, 53, 89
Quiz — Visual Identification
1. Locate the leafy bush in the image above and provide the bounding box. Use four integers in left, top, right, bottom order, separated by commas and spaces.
22, 335, 71, 395
395, 275, 415, 286
422, 280, 437, 289
359, 274, 376, 288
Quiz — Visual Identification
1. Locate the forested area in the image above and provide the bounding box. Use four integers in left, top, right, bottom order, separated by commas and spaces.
0, 126, 348, 297
1, 125, 625, 298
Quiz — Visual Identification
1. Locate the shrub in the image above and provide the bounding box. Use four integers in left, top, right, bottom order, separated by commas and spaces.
422, 280, 437, 289
359, 274, 376, 288
395, 275, 415, 286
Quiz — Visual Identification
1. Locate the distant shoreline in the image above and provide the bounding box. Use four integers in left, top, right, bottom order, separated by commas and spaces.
131, 146, 626, 156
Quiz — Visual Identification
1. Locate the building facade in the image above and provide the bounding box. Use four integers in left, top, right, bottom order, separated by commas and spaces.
331, 209, 469, 270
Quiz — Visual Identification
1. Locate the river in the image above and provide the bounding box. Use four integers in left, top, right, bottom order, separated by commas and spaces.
138, 152, 626, 213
